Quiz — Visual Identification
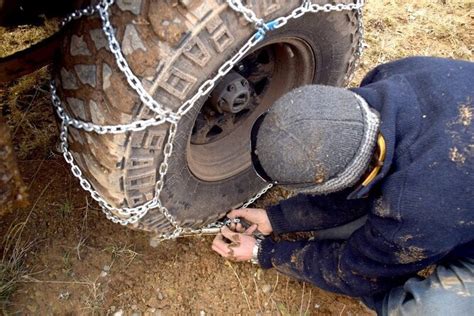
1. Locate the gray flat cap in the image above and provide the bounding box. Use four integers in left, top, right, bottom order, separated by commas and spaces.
251, 85, 380, 194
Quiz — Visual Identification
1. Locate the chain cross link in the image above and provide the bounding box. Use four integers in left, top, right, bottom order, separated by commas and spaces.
52, 0, 365, 241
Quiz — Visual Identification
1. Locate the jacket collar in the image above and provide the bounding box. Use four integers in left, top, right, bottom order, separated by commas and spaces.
347, 128, 394, 199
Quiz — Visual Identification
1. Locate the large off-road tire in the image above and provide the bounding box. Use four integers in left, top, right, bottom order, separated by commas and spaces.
56, 0, 360, 234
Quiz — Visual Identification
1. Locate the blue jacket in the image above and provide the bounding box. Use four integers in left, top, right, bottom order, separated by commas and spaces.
258, 57, 474, 310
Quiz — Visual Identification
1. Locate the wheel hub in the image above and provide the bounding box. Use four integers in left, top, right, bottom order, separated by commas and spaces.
210, 71, 251, 114
187, 38, 316, 181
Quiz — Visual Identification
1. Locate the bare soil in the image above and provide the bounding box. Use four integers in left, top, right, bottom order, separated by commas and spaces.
1, 0, 472, 315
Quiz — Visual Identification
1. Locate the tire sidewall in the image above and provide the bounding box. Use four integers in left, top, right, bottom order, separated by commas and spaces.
138, 7, 359, 230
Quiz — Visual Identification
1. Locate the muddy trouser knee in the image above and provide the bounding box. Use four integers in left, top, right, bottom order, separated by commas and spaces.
380, 258, 474, 316
313, 217, 474, 315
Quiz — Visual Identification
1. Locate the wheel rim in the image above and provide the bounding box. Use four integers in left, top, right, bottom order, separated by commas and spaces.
187, 37, 315, 182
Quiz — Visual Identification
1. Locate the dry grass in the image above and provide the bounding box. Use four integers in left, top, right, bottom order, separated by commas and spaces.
224, 265, 321, 315
352, 0, 473, 84
0, 222, 36, 311
0, 68, 57, 160
0, 20, 58, 58
0, 19, 58, 161
0, 179, 53, 311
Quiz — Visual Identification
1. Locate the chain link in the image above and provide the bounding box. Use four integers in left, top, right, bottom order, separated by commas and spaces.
97, 0, 174, 119
52, 0, 365, 241
60, 2, 99, 26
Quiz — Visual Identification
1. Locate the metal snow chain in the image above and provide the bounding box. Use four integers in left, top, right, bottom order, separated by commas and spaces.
344, 4, 366, 86
60, 3, 98, 26
52, 0, 364, 240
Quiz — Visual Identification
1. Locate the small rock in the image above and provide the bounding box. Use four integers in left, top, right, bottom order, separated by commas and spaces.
147, 296, 159, 307
173, 17, 181, 24
131, 305, 138, 310
179, 0, 192, 7
113, 309, 124, 316
103, 265, 111, 272
157, 292, 164, 300
58, 291, 70, 300
110, 306, 116, 312
200, 311, 205, 316
27, 304, 37, 312
100, 271, 108, 278
161, 20, 170, 26
261, 284, 272, 294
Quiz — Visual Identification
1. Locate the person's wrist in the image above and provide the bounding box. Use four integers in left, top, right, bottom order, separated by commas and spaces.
250, 238, 262, 265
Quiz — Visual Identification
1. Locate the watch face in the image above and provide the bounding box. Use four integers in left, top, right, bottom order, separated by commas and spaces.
250, 238, 263, 265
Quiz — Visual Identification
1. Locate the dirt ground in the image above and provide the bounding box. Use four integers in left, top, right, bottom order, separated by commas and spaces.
0, 0, 472, 315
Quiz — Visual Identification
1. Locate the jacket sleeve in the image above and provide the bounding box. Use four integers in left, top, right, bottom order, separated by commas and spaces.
267, 189, 370, 235
258, 218, 446, 298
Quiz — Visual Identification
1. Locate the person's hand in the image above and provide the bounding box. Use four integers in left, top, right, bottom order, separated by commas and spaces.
227, 208, 273, 235
212, 225, 257, 261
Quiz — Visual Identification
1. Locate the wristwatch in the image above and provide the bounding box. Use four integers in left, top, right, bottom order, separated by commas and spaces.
250, 238, 263, 265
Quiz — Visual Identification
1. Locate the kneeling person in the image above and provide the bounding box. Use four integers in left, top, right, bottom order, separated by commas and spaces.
211, 57, 474, 315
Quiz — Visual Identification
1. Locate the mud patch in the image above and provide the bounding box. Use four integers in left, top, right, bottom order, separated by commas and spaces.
458, 103, 472, 127
396, 246, 427, 264
449, 147, 466, 165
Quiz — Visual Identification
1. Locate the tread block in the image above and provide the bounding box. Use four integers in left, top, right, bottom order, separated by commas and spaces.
125, 170, 156, 190
183, 36, 212, 67
127, 156, 155, 170
159, 66, 197, 100
210, 23, 235, 53
263, 0, 281, 16
204, 14, 235, 53
128, 191, 154, 206
131, 129, 167, 150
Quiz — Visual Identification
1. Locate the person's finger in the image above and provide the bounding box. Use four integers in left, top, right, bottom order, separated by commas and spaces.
227, 209, 248, 219
212, 233, 228, 249
212, 243, 229, 257
235, 223, 245, 233
212, 234, 230, 257
212, 242, 229, 257
221, 226, 241, 242
244, 224, 258, 235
